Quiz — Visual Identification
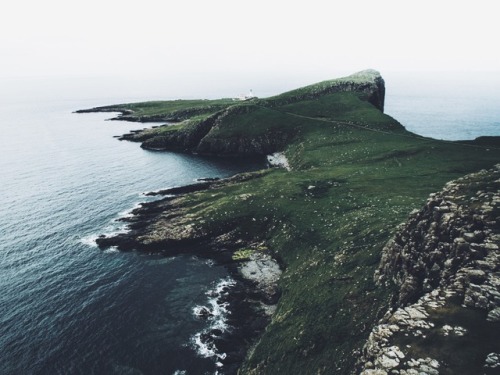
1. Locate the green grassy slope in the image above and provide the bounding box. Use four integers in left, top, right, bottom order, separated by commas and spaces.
115, 99, 234, 117
77, 98, 236, 122
87, 70, 385, 156
167, 92, 499, 374
90, 71, 500, 374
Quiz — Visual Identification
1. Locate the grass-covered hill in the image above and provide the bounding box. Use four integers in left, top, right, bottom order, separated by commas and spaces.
78, 70, 386, 155
81, 70, 500, 374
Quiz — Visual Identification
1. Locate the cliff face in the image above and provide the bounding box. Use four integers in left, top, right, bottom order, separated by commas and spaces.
134, 105, 296, 155
138, 112, 220, 151
259, 69, 385, 112
360, 165, 500, 375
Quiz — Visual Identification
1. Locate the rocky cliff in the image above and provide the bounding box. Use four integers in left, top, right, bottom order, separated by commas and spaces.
259, 68, 385, 112
360, 165, 500, 375
134, 105, 296, 155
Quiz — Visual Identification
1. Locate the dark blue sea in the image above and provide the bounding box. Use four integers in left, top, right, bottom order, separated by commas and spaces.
0, 72, 499, 375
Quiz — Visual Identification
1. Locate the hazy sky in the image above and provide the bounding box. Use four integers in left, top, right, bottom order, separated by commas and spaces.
1, 0, 499, 80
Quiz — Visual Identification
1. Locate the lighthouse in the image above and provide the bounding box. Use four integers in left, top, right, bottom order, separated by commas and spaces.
243, 89, 256, 100
235, 89, 257, 101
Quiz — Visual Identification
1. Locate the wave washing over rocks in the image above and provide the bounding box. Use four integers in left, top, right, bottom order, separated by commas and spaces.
189, 251, 282, 374
80, 200, 153, 248
359, 165, 500, 375
90, 171, 284, 374
192, 277, 236, 371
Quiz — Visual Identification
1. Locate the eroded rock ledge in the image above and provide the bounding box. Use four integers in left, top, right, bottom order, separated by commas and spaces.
95, 170, 282, 373
359, 165, 500, 375
95, 171, 267, 252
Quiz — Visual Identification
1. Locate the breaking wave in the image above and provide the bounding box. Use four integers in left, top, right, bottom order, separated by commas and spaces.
191, 277, 236, 370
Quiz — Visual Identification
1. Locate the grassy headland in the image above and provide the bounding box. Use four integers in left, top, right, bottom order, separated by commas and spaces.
81, 70, 500, 374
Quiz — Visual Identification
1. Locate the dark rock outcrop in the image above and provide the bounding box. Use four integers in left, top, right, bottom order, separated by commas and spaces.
95, 171, 267, 252
139, 112, 220, 151
195, 130, 293, 155
136, 105, 296, 156
375, 165, 500, 309
359, 165, 500, 374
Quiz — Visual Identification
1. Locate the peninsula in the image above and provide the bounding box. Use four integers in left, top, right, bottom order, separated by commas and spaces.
79, 70, 500, 374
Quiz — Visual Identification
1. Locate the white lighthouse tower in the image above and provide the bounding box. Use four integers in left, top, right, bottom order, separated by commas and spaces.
244, 89, 255, 100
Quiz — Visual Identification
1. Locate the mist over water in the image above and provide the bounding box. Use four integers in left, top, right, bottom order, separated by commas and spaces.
0, 72, 498, 374
384, 71, 500, 140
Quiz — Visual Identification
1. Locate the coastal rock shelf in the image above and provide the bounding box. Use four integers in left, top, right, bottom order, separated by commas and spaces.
95, 170, 282, 373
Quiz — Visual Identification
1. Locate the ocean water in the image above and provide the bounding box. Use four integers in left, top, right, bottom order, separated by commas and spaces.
0, 72, 498, 375
0, 80, 263, 375
384, 71, 500, 140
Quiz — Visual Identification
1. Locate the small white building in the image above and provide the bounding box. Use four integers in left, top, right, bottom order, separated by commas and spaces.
245, 89, 255, 100
235, 89, 256, 101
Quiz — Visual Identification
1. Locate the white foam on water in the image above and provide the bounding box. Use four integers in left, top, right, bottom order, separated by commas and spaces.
190, 277, 236, 366
79, 222, 128, 249
80, 234, 99, 248
79, 227, 127, 248
80, 200, 145, 248
103, 247, 120, 254
116, 202, 143, 220
141, 184, 182, 197
192, 332, 217, 358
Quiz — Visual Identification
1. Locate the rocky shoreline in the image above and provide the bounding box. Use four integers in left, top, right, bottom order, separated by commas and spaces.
211, 253, 282, 373
95, 172, 282, 374
191, 266, 280, 374
96, 171, 267, 250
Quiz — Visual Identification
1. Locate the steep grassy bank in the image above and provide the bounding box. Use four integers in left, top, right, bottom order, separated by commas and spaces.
82, 71, 500, 374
